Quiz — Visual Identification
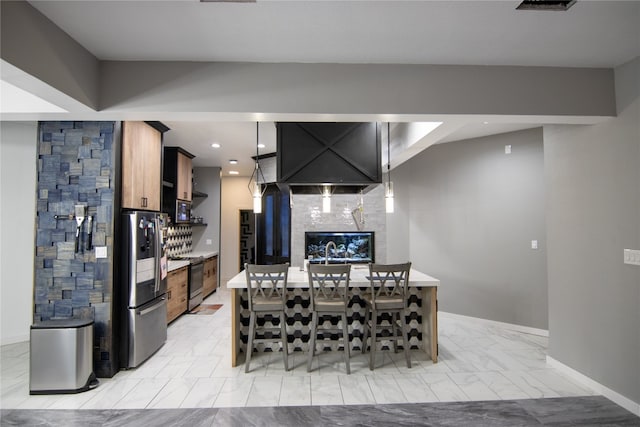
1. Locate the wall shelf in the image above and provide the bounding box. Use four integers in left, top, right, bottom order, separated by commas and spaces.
192, 190, 208, 198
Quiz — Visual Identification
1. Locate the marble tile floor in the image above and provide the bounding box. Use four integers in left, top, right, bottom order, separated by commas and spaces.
1, 286, 637, 425
2, 396, 639, 426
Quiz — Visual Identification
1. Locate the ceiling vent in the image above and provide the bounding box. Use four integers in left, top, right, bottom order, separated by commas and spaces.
516, 0, 576, 11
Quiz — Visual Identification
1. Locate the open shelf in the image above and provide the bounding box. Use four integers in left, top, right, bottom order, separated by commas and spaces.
192, 190, 208, 198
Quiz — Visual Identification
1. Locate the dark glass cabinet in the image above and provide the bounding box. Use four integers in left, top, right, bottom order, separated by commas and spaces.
256, 184, 291, 265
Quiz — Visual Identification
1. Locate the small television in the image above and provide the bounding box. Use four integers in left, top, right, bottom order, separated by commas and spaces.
305, 231, 374, 264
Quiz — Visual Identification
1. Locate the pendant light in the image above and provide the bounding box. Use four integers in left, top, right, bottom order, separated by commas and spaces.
322, 184, 331, 213
385, 122, 394, 213
248, 122, 266, 214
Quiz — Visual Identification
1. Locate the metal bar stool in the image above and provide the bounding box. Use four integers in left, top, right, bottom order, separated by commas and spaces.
307, 263, 352, 374
361, 262, 412, 370
244, 262, 290, 373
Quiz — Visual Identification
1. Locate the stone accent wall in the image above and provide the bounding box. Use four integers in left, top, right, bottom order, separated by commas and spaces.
290, 185, 387, 268
34, 121, 117, 377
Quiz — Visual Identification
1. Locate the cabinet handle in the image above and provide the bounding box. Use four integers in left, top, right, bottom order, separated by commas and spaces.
183, 191, 187, 198
167, 290, 172, 300
181, 283, 186, 288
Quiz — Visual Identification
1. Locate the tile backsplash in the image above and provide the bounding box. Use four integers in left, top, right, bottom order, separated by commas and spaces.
165, 225, 193, 258
290, 185, 387, 268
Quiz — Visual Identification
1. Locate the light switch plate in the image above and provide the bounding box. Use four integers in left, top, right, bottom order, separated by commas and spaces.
623, 249, 640, 266
505, 145, 512, 154
206, 239, 212, 245
531, 240, 538, 249
95, 246, 107, 259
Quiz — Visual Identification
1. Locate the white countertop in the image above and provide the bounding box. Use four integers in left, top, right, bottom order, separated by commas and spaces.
167, 260, 190, 271
227, 266, 440, 289
186, 251, 218, 259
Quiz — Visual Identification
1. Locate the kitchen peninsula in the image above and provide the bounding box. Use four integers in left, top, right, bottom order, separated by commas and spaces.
227, 265, 440, 367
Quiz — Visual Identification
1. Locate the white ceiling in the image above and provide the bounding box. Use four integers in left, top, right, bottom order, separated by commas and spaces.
6, 1, 640, 174
28, 0, 639, 67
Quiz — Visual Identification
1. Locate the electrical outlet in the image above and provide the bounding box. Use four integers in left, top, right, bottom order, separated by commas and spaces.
95, 246, 107, 259
624, 249, 640, 266
505, 145, 512, 154
206, 239, 212, 245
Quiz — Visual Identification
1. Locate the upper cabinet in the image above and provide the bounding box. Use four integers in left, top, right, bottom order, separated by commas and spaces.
163, 147, 195, 215
121, 121, 163, 211
176, 150, 193, 201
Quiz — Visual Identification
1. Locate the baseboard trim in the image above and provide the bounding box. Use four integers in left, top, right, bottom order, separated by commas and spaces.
546, 356, 640, 417
1, 334, 29, 347
439, 311, 549, 337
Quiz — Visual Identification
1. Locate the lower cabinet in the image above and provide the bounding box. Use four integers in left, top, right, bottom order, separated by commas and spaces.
167, 266, 188, 324
203, 256, 218, 297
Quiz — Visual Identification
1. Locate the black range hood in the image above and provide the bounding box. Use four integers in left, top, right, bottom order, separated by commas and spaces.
276, 122, 382, 194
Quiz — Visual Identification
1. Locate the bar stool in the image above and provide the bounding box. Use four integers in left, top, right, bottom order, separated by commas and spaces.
307, 263, 352, 374
244, 262, 290, 373
361, 262, 412, 370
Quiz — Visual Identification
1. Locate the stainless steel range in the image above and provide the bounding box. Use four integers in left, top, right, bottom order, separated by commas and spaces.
173, 254, 204, 310
187, 256, 204, 310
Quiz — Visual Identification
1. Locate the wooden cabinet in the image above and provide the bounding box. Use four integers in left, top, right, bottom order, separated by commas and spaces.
167, 266, 188, 323
203, 256, 218, 297
176, 151, 193, 201
121, 121, 162, 211
163, 147, 194, 211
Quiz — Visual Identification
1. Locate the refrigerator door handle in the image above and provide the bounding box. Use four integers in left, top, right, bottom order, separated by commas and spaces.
138, 298, 166, 316
154, 216, 161, 294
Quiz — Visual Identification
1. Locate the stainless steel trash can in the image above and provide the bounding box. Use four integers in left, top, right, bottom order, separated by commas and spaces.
30, 318, 98, 394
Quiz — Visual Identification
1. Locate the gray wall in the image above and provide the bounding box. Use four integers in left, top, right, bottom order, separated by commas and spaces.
391, 128, 548, 329
192, 167, 221, 253
545, 57, 640, 404
0, 122, 37, 345
0, 1, 100, 109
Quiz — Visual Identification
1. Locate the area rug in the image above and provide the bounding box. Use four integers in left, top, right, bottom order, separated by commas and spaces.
188, 304, 223, 315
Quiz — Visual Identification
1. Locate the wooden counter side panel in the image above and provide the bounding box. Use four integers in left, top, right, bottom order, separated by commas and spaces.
231, 288, 240, 367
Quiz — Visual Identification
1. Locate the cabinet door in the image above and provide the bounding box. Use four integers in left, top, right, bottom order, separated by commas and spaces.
141, 124, 162, 211
177, 152, 192, 201
121, 121, 147, 209
121, 121, 162, 210
167, 267, 188, 323
203, 256, 218, 297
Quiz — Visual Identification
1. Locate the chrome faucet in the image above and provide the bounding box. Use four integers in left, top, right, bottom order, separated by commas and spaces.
325, 241, 337, 265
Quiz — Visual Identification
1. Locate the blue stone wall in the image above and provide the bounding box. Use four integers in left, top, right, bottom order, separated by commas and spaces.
34, 121, 117, 377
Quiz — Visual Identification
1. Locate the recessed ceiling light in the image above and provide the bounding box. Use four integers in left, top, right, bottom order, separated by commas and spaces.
229, 170, 239, 175
211, 143, 220, 148
483, 121, 489, 125
257, 143, 266, 149
229, 159, 238, 164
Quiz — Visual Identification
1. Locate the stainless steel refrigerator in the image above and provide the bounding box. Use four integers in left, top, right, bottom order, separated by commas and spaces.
120, 211, 169, 368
